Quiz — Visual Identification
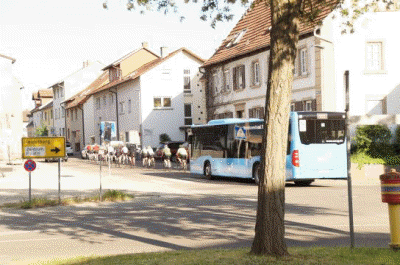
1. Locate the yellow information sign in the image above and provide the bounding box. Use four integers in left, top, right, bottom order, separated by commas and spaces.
22, 137, 66, 159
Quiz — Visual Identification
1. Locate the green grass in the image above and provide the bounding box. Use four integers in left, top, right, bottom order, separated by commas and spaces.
45, 247, 400, 265
351, 152, 400, 169
0, 190, 134, 209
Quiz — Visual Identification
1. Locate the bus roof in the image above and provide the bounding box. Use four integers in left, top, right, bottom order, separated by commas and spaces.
192, 111, 346, 128
192, 118, 263, 128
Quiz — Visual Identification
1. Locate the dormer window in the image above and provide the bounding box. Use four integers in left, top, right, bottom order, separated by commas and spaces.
225, 29, 247, 48
109, 66, 122, 82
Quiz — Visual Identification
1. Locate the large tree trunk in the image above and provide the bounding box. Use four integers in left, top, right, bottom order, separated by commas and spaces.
251, 0, 300, 256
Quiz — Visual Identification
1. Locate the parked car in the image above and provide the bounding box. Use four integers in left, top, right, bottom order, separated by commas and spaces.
66, 142, 74, 156
155, 141, 185, 161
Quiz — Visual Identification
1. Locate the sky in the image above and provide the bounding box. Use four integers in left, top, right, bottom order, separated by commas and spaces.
0, 0, 250, 110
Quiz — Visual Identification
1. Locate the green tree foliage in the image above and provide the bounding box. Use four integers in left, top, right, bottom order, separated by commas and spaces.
35, 124, 49, 137
103, 0, 399, 257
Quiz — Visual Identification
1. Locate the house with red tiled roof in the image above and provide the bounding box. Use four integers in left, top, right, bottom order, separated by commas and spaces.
202, 0, 339, 120
64, 72, 108, 152
63, 42, 159, 151
87, 46, 205, 148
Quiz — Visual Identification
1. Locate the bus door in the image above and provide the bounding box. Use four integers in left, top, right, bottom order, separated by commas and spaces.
227, 139, 252, 178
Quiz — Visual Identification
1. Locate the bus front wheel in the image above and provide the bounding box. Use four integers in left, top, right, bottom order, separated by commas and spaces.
294, 180, 314, 186
253, 163, 261, 185
204, 162, 213, 180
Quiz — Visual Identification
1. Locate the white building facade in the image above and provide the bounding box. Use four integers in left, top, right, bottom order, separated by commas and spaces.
90, 48, 205, 148
50, 61, 104, 137
0, 54, 23, 160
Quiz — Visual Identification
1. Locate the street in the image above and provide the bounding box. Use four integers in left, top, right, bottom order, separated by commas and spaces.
0, 157, 390, 264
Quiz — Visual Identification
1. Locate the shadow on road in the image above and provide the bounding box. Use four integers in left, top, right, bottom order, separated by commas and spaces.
0, 193, 389, 253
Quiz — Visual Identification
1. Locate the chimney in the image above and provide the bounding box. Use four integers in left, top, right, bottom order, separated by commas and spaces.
160, 47, 169, 58
142, 42, 149, 49
83, 60, 92, 68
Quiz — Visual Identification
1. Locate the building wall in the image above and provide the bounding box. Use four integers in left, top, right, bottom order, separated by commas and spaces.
139, 51, 203, 148
66, 106, 83, 152
0, 56, 23, 160
331, 11, 400, 116
52, 62, 104, 137
120, 49, 159, 77
117, 79, 141, 145
92, 90, 118, 144
83, 97, 95, 145
208, 35, 320, 119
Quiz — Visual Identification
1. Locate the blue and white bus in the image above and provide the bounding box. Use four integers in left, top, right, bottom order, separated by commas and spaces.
189, 111, 346, 186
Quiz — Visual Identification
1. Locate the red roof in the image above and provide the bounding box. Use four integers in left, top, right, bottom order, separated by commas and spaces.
89, 48, 205, 96
65, 72, 109, 109
203, 0, 339, 67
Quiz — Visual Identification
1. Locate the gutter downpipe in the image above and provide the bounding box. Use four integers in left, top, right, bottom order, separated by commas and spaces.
80, 105, 85, 147
109, 88, 119, 141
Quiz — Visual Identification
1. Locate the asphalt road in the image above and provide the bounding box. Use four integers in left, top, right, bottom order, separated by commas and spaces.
0, 157, 390, 264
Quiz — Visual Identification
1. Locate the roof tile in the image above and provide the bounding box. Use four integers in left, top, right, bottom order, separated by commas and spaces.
203, 0, 338, 67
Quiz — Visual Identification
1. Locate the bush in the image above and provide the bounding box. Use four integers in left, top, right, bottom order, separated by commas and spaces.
159, 133, 171, 143
394, 125, 400, 154
353, 125, 394, 157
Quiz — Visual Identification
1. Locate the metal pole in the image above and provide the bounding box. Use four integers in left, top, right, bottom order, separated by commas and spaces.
345, 70, 355, 248
99, 155, 102, 201
29, 171, 32, 203
58, 158, 61, 204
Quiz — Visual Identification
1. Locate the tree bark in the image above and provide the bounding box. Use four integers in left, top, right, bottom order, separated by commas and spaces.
251, 0, 300, 256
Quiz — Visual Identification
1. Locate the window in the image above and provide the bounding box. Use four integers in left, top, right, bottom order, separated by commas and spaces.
233, 65, 245, 90
212, 71, 219, 94
248, 107, 265, 119
75, 109, 78, 120
154, 97, 172, 108
109, 67, 122, 82
154, 97, 162, 108
223, 69, 230, 91
299, 48, 308, 76
251, 60, 260, 86
96, 98, 100, 109
60, 88, 64, 98
366, 41, 384, 73
103, 96, 106, 106
51, 110, 53, 120
128, 99, 131, 113
62, 128, 65, 136
62, 107, 65, 118
184, 69, 191, 93
119, 102, 124, 114
305, 100, 312, 111
163, 97, 171, 107
366, 96, 386, 114
226, 29, 247, 48
184, 104, 192, 125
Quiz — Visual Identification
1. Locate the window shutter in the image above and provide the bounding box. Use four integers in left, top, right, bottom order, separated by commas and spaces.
259, 107, 265, 119
249, 108, 253, 118
227, 112, 233, 118
241, 65, 246, 88
311, 99, 316, 111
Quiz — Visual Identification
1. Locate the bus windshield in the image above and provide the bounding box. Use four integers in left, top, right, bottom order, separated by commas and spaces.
298, 119, 345, 144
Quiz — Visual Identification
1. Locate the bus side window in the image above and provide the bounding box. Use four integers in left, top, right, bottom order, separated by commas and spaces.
287, 122, 291, 155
